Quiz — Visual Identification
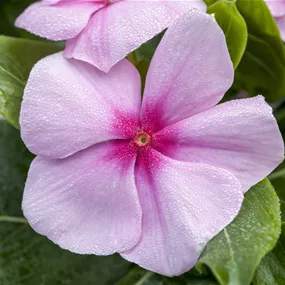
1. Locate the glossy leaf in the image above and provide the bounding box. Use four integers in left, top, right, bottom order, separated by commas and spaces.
207, 0, 247, 69
235, 0, 285, 101
197, 179, 281, 285
253, 223, 285, 285
0, 36, 60, 128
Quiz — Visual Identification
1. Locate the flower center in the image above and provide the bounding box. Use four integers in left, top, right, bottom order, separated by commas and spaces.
136, 134, 150, 146
132, 130, 152, 150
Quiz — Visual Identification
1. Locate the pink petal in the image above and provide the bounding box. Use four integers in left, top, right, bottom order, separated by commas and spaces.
141, 10, 233, 131
155, 96, 284, 192
265, 0, 285, 17
20, 52, 141, 159
64, 0, 206, 72
121, 149, 243, 276
22, 141, 142, 254
15, 1, 102, 40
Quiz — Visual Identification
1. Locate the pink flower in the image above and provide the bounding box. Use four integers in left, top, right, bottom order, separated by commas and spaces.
15, 0, 206, 72
265, 0, 285, 40
20, 10, 283, 276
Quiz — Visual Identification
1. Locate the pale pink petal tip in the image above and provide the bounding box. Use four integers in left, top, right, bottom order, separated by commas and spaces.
15, 0, 207, 71
22, 142, 142, 255
141, 8, 234, 130
15, 1, 102, 41
265, 0, 285, 41
121, 150, 243, 276
64, 1, 208, 72
155, 95, 284, 193
20, 52, 141, 159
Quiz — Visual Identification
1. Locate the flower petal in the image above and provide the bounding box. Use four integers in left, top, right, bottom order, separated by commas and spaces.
23, 141, 141, 255
20, 52, 141, 159
64, 0, 206, 72
266, 0, 285, 17
15, 1, 102, 40
155, 96, 284, 192
141, 9, 233, 131
121, 149, 243, 276
275, 15, 285, 41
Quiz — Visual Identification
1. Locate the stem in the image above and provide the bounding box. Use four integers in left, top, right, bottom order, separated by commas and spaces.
0, 215, 28, 224
134, 271, 155, 285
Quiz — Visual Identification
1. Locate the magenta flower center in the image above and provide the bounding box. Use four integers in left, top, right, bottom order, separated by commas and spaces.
132, 130, 152, 150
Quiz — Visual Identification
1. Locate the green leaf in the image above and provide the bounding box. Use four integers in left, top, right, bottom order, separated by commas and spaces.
0, 8, 18, 37
0, 224, 133, 285
253, 223, 285, 285
234, 0, 285, 101
207, 0, 247, 69
0, 120, 33, 217
197, 179, 281, 285
204, 0, 218, 6
0, 0, 40, 39
115, 266, 218, 285
0, 36, 61, 128
180, 278, 218, 285
127, 33, 162, 92
0, 120, 133, 284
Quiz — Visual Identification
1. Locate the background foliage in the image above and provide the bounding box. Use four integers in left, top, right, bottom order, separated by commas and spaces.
0, 0, 285, 284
